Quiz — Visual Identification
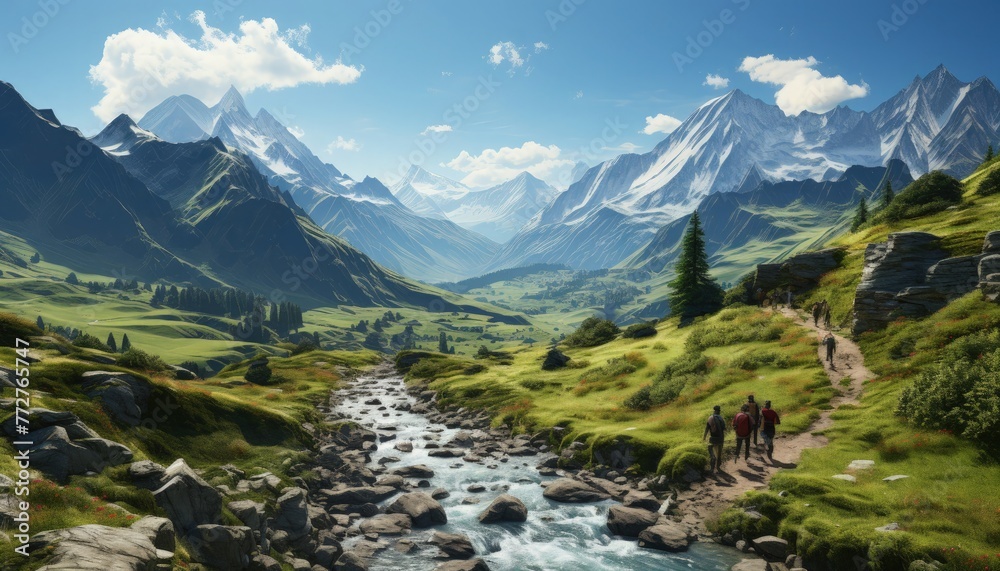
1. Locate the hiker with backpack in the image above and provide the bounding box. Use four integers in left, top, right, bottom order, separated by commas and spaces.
823, 332, 837, 366
703, 405, 727, 472
760, 400, 781, 461
732, 404, 756, 462
745, 395, 761, 446
811, 302, 822, 326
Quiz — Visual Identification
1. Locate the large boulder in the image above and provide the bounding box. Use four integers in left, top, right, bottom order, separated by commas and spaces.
429, 531, 476, 559
359, 513, 412, 535
753, 248, 844, 294
637, 522, 693, 552
130, 516, 176, 552
228, 500, 268, 551
188, 524, 255, 570
386, 493, 448, 528
542, 478, 610, 503
80, 371, 152, 426
606, 505, 659, 537
130, 459, 222, 534
622, 490, 662, 512
273, 487, 312, 543
478, 494, 528, 524
28, 524, 163, 570
1, 409, 132, 483
752, 535, 789, 560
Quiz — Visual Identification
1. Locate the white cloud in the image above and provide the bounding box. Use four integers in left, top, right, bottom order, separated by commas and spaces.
703, 73, 730, 89
534, 41, 549, 53
327, 136, 360, 152
445, 141, 575, 188
441, 71, 452, 77
89, 11, 362, 122
574, 90, 583, 99
738, 54, 869, 115
605, 142, 642, 153
488, 41, 524, 69
641, 113, 682, 135
421, 124, 453, 136
283, 24, 311, 49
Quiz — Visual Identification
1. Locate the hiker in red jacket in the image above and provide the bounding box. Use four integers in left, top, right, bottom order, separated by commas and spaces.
760, 400, 781, 461
732, 404, 756, 462
702, 405, 727, 472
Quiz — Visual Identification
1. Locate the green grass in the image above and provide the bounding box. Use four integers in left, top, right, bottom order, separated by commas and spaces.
407, 306, 831, 477
716, 164, 1000, 571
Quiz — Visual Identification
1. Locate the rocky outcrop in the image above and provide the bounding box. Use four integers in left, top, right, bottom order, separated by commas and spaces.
129, 459, 222, 535
853, 231, 1000, 334
478, 494, 528, 524
80, 371, 151, 426
28, 524, 167, 570
130, 516, 176, 552
753, 248, 844, 294
1, 408, 132, 483
273, 487, 312, 544
980, 231, 1000, 301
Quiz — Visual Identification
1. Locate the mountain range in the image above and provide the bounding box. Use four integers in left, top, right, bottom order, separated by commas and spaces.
138, 87, 499, 283
391, 167, 560, 243
0, 80, 496, 312
490, 65, 1000, 272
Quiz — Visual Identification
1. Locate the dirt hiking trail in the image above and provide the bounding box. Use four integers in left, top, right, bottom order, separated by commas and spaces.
675, 306, 874, 535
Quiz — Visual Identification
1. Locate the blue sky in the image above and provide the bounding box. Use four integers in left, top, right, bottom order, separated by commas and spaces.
1, 0, 997, 189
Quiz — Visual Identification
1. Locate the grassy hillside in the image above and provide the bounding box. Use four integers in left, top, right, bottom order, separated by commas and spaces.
0, 320, 377, 570
400, 306, 831, 478
713, 165, 1000, 570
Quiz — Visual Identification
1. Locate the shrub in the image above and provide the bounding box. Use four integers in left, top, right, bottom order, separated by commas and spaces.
244, 363, 273, 385
624, 351, 709, 409
731, 349, 790, 371
117, 348, 167, 371
520, 379, 546, 391
623, 385, 652, 410
291, 339, 319, 355
622, 322, 657, 339
573, 356, 638, 396
564, 317, 620, 348
897, 330, 1000, 451
0, 312, 41, 347
977, 167, 1000, 196
880, 171, 964, 222
72, 332, 111, 352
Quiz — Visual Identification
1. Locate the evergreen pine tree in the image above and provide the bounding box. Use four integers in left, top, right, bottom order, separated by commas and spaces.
36, 315, 44, 330
986, 144, 995, 163
438, 331, 448, 353
269, 304, 278, 328
667, 211, 723, 321
107, 332, 117, 353
881, 180, 894, 210
65, 272, 79, 285
851, 196, 869, 231
121, 333, 131, 352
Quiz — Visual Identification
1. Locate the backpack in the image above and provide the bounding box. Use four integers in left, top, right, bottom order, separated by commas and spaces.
747, 401, 760, 418
708, 415, 723, 436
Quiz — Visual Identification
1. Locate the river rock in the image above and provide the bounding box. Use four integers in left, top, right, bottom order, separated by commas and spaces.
478, 494, 528, 524
80, 371, 152, 426
542, 478, 610, 503
394, 441, 414, 453
273, 488, 312, 543
359, 514, 412, 535
130, 458, 222, 534
28, 524, 164, 570
622, 490, 661, 512
752, 535, 788, 560
393, 464, 435, 479
637, 523, 692, 552
188, 524, 255, 570
429, 531, 476, 559
434, 559, 491, 571
386, 493, 447, 527
607, 505, 659, 537
334, 551, 369, 570
731, 560, 770, 571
